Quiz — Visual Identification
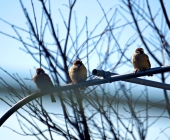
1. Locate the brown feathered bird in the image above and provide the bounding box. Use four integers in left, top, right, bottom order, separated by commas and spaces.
69, 60, 87, 84
32, 68, 56, 102
132, 48, 153, 76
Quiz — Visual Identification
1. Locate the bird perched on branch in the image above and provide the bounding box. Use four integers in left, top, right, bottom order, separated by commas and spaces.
69, 60, 87, 85
132, 48, 153, 76
32, 68, 56, 102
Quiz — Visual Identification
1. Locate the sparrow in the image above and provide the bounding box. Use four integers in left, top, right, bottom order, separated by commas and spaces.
132, 48, 153, 76
69, 60, 87, 84
32, 68, 56, 102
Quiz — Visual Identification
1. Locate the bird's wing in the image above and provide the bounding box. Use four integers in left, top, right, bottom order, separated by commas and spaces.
44, 73, 53, 86
81, 65, 87, 79
144, 54, 151, 68
84, 65, 87, 77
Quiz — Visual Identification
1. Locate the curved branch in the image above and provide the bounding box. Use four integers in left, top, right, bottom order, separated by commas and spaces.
1, 65, 170, 126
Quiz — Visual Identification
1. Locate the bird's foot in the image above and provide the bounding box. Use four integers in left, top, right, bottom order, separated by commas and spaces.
134, 69, 138, 74
147, 74, 153, 77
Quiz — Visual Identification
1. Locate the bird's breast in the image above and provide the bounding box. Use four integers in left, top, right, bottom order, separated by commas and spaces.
132, 54, 150, 70
69, 65, 87, 83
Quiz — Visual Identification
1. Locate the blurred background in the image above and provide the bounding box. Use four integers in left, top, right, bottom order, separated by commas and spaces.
0, 0, 170, 139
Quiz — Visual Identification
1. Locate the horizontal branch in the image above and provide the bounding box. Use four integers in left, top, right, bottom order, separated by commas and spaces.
1, 65, 170, 126
92, 69, 170, 90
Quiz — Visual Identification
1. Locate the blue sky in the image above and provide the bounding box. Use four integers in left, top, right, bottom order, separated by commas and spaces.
0, 0, 170, 139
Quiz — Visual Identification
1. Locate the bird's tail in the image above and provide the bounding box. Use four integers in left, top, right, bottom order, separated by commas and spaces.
50, 93, 56, 102
147, 74, 153, 77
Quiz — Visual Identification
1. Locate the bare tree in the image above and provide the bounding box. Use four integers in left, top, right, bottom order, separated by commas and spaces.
0, 0, 170, 139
